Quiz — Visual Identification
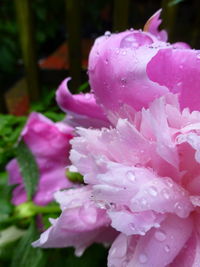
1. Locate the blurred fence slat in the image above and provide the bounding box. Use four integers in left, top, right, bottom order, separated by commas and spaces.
14, 0, 40, 102
65, 0, 82, 93
162, 0, 178, 42
113, 0, 130, 32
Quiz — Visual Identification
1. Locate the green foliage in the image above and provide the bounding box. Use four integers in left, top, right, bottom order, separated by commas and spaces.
0, 172, 13, 228
11, 221, 46, 267
45, 244, 108, 267
16, 141, 39, 201
0, 114, 26, 170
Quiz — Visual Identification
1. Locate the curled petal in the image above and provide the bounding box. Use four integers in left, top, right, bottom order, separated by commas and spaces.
143, 9, 168, 41
56, 78, 108, 126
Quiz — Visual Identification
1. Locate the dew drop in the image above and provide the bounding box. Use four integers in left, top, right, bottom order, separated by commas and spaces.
104, 31, 111, 37
176, 82, 182, 87
122, 50, 127, 55
141, 198, 148, 206
126, 170, 136, 182
197, 53, 200, 59
164, 245, 170, 253
148, 186, 158, 197
166, 180, 173, 188
110, 247, 116, 256
139, 253, 148, 263
174, 202, 185, 217
154, 230, 166, 242
162, 188, 170, 200
121, 77, 127, 87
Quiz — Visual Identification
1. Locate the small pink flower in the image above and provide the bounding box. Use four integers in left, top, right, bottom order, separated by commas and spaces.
7, 112, 74, 206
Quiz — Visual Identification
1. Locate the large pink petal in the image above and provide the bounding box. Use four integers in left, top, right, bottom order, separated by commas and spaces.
171, 231, 200, 267
88, 30, 169, 117
147, 48, 200, 111
128, 215, 193, 267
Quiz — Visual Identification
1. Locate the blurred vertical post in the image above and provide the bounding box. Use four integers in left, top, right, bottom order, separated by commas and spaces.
14, 0, 39, 102
113, 0, 130, 32
191, 0, 200, 48
0, 96, 7, 113
65, 0, 82, 93
162, 0, 178, 42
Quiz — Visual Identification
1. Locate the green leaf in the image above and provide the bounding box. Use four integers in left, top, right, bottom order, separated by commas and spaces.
16, 141, 39, 200
11, 222, 46, 267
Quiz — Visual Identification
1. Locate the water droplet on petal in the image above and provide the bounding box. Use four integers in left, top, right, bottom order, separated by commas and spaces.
120, 32, 153, 49
139, 253, 148, 263
162, 188, 170, 200
174, 202, 185, 217
197, 53, 200, 59
141, 198, 148, 207
164, 245, 170, 253
104, 31, 111, 37
148, 186, 158, 197
126, 170, 136, 182
121, 77, 127, 87
166, 179, 173, 188
154, 230, 166, 242
110, 248, 116, 256
176, 82, 182, 88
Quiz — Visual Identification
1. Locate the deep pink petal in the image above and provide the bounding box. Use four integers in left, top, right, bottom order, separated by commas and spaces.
56, 78, 108, 126
147, 48, 200, 111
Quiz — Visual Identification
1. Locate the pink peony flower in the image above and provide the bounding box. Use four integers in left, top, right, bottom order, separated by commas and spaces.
69, 94, 200, 266
6, 112, 74, 206
34, 9, 200, 267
